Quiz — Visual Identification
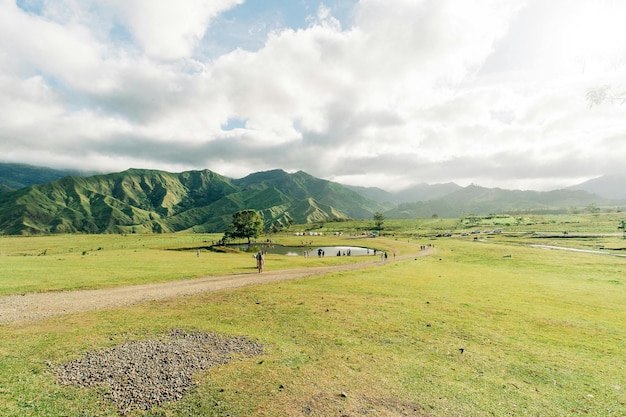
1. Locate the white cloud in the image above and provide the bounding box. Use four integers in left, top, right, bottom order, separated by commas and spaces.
106, 0, 244, 59
0, 1, 103, 87
1, 0, 625, 191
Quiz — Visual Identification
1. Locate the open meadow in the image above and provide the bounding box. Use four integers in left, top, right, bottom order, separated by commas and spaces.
0, 214, 625, 416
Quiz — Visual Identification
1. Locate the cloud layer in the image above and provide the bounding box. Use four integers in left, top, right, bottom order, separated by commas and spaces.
2, 0, 625, 190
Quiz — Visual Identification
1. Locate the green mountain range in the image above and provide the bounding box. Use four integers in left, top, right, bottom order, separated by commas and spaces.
0, 163, 89, 193
0, 168, 382, 235
0, 163, 622, 235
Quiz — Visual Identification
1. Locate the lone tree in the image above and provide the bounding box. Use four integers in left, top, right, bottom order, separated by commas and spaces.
223, 209, 264, 244
373, 211, 385, 230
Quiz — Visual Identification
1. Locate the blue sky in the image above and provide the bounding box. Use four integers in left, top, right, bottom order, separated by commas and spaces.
2, 0, 626, 191
185, 0, 357, 58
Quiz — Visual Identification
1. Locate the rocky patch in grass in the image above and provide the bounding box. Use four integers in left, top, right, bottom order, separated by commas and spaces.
53, 329, 263, 415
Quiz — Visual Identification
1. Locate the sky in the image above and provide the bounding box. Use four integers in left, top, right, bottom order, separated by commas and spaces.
1, 0, 625, 191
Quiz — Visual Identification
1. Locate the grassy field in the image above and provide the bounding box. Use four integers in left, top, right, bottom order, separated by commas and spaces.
0, 214, 625, 416
0, 233, 409, 296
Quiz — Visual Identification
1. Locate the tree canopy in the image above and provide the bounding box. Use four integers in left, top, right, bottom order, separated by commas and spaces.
373, 211, 385, 230
223, 209, 264, 244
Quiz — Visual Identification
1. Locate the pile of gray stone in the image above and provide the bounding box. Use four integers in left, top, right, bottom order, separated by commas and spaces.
54, 328, 263, 414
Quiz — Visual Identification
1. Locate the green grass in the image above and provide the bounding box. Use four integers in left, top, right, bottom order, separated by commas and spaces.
0, 233, 410, 295
304, 212, 626, 238
0, 218, 625, 416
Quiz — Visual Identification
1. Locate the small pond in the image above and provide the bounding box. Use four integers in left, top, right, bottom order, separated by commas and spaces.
225, 243, 378, 257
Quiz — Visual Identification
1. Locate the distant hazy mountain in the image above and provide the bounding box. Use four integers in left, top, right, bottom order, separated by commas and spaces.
346, 182, 461, 204
0, 162, 91, 192
384, 185, 618, 218
568, 174, 626, 200
342, 184, 396, 208
391, 182, 462, 203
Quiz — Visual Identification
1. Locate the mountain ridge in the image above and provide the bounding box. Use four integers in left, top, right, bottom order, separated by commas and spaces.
567, 174, 626, 200
0, 162, 91, 193
0, 163, 623, 235
0, 167, 383, 235
2, 162, 623, 198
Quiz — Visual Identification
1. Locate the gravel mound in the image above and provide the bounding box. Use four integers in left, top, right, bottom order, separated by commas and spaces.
54, 329, 263, 414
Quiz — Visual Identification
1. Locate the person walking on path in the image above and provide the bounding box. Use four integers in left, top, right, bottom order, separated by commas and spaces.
256, 251, 265, 273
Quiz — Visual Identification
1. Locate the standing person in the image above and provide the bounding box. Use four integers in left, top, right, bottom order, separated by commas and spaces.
256, 251, 265, 273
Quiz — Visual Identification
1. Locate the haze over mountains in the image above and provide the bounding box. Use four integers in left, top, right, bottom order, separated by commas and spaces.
567, 174, 626, 200
0, 162, 624, 235
0, 163, 90, 193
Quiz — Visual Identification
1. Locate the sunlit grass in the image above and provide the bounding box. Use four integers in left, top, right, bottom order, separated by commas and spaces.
0, 233, 414, 295
1, 215, 625, 415
0, 228, 624, 416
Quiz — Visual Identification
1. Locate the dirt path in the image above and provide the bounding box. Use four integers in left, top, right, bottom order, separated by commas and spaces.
0, 251, 430, 324
529, 244, 626, 258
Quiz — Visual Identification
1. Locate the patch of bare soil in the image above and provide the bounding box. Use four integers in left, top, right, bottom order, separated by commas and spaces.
0, 251, 430, 324
302, 391, 431, 417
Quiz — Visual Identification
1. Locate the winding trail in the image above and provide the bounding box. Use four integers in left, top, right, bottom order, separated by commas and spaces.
0, 250, 430, 324
529, 244, 626, 258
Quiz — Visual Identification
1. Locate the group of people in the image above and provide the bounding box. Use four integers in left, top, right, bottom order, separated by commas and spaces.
302, 248, 326, 258
253, 245, 396, 273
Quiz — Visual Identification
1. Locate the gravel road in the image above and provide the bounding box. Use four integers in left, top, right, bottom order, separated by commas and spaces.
1, 251, 429, 324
